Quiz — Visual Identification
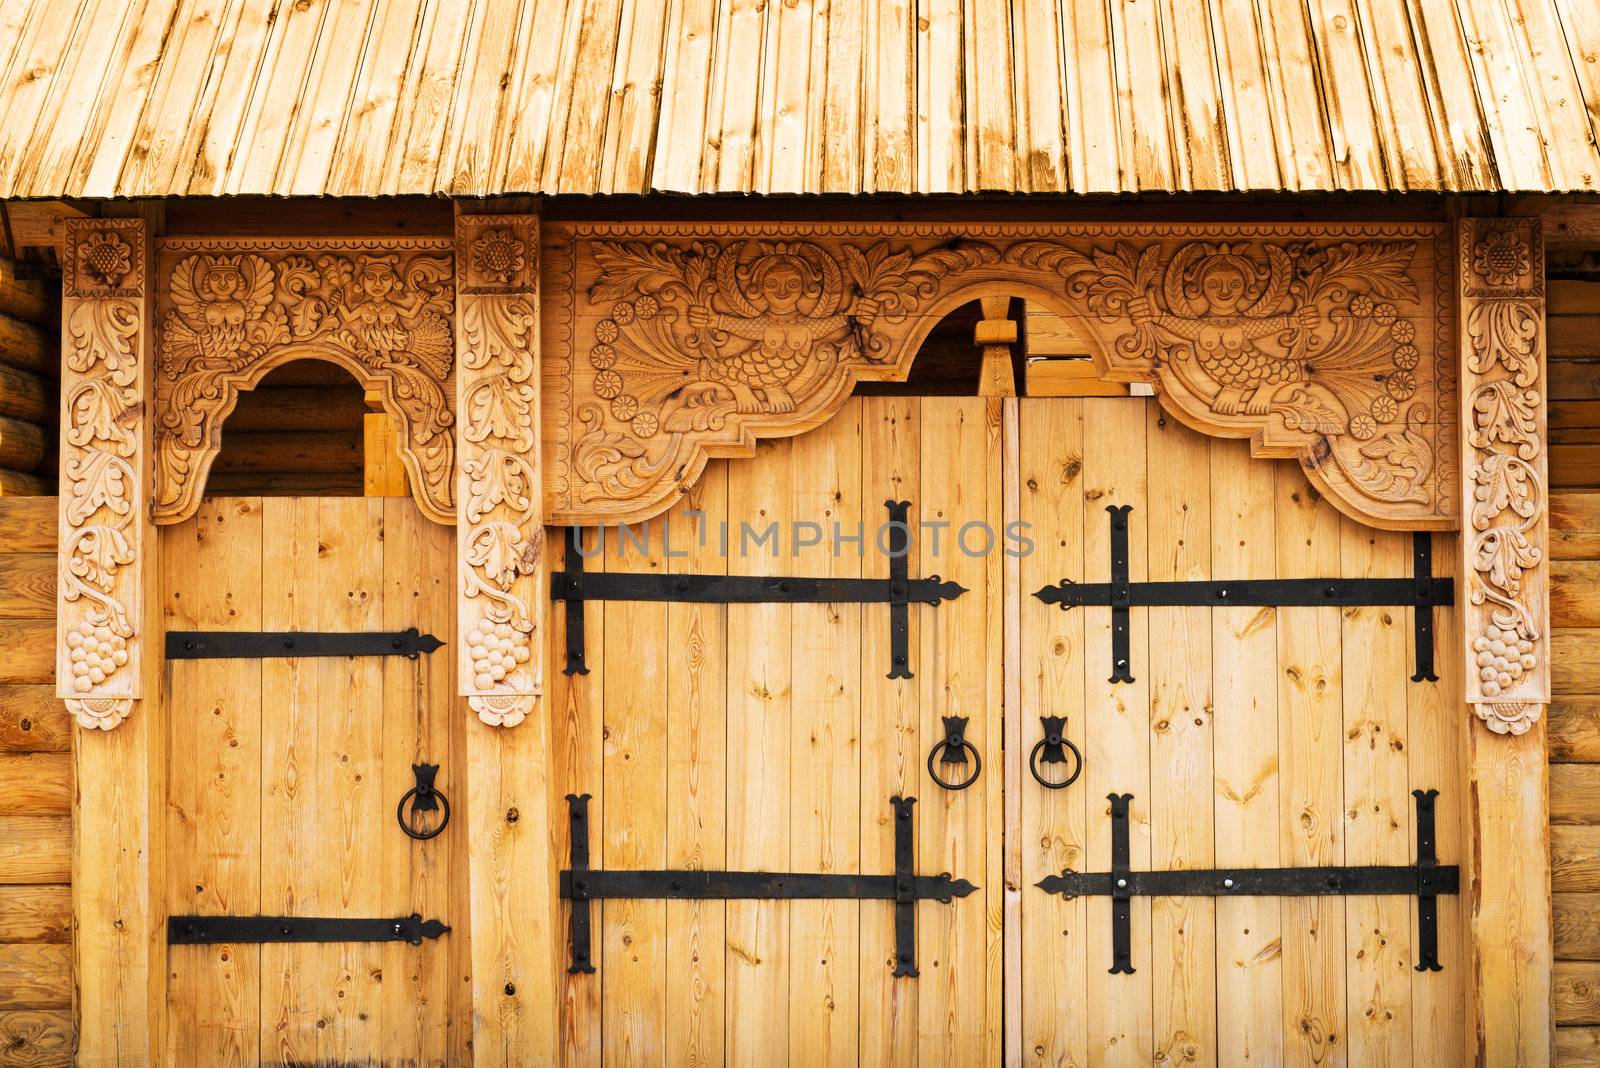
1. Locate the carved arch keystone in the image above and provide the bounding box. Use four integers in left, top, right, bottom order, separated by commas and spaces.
152, 238, 457, 525
539, 222, 1458, 531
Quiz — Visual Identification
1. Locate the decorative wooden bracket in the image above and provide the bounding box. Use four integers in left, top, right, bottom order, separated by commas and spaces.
540, 222, 1457, 531
1458, 219, 1549, 734
455, 211, 545, 727
152, 237, 457, 525
57, 218, 154, 729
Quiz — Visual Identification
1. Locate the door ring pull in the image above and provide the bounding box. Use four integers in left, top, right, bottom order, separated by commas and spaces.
397, 763, 450, 840
1029, 716, 1083, 790
926, 716, 981, 791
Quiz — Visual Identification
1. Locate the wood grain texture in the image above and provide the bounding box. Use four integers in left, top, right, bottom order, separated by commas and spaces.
0, 818, 66, 883
0, 754, 68, 815
0, 622, 52, 685
0, 946, 68, 1009
1552, 697, 1600, 763
1557, 961, 1600, 1024
0, 498, 58, 554
0, 1008, 70, 1066
1557, 1025, 1600, 1064
0, 688, 68, 752
1556, 894, 1600, 959
0, 555, 50, 618
0, 887, 68, 943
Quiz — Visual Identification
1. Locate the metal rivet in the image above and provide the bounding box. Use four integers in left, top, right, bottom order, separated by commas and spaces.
1116, 878, 1127, 888
1222, 877, 1235, 889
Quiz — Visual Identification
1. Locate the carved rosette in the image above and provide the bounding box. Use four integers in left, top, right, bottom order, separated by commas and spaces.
542, 223, 1455, 531
58, 219, 151, 730
456, 215, 544, 727
1459, 219, 1548, 734
153, 238, 456, 525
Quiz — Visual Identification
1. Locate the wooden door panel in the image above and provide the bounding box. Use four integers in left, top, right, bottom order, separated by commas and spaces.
162, 496, 466, 1067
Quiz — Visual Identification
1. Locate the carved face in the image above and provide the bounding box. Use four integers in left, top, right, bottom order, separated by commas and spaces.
359, 262, 399, 299
755, 259, 807, 314
1196, 258, 1251, 315
201, 266, 244, 302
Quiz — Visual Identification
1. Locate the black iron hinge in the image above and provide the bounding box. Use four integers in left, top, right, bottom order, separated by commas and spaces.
554, 500, 965, 679
166, 628, 444, 660
560, 793, 974, 977
1038, 789, 1457, 973
1035, 505, 1451, 684
168, 913, 449, 945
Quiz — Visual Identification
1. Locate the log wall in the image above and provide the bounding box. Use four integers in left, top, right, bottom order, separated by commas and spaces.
0, 258, 56, 496
1546, 279, 1600, 1064
0, 496, 70, 1064
210, 360, 368, 497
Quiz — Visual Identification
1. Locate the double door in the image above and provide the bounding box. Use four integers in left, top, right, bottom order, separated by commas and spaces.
555, 395, 1469, 1066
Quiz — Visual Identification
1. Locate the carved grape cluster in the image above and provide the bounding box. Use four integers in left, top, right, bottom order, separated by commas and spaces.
1473, 625, 1536, 697
467, 620, 530, 690
65, 618, 129, 692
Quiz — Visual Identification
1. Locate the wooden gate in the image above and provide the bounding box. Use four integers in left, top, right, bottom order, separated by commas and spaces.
161, 497, 469, 1065
553, 394, 1467, 1067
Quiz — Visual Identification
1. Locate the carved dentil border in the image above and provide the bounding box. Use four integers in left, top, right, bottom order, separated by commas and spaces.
455, 214, 544, 727
1459, 219, 1549, 734
58, 218, 151, 729
541, 221, 1457, 532
152, 237, 457, 526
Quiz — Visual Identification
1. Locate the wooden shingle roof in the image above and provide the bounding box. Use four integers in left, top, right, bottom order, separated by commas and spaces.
1, 0, 1598, 199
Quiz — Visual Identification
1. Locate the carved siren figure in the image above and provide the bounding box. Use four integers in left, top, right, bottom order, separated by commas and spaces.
543, 224, 1453, 532
153, 239, 457, 525
58, 219, 150, 729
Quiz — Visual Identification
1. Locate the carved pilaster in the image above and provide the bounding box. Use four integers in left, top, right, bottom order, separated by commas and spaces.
455, 213, 544, 726
57, 218, 153, 729
1459, 219, 1548, 734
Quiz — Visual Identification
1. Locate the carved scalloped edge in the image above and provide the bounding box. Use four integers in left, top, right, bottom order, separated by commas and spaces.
542, 221, 1456, 532
469, 694, 532, 728
1473, 701, 1541, 735
68, 697, 133, 730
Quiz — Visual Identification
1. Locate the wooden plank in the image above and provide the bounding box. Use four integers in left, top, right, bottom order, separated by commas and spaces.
1025, 359, 1130, 397
1553, 445, 1600, 487
1555, 826, 1600, 891
1469, 721, 1553, 1063
1556, 1025, 1600, 1064
1551, 317, 1600, 358
0, 621, 53, 685
1555, 561, 1600, 626
362, 413, 409, 496
0, 945, 68, 1008
0, 314, 56, 377
1274, 462, 1348, 1067
0, 554, 52, 617
210, 430, 364, 475
0, 417, 47, 474
1554, 629, 1600, 693
1552, 697, 1600, 763
664, 462, 728, 1067
1557, 961, 1600, 1025
1556, 893, 1600, 959
0, 364, 49, 425
162, 497, 262, 1066
0, 261, 54, 326
1552, 361, 1600, 400
1001, 396, 1022, 1066
222, 386, 370, 433
1552, 282, 1600, 316
1083, 397, 1152, 1063
0, 498, 56, 553
0, 817, 67, 883
0, 687, 68, 752
1144, 403, 1217, 1064
724, 436, 794, 1062
0, 886, 69, 943
788, 398, 862, 1067
858, 396, 920, 1064
1553, 763, 1600, 824
0, 1008, 71, 1065
1209, 438, 1283, 1065
0, 470, 46, 497
0, 753, 68, 815
1017, 396, 1087, 1066
1553, 490, 1600, 560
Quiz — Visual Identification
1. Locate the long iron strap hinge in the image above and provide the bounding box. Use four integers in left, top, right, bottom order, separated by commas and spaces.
168, 914, 449, 945
1039, 789, 1458, 973
555, 500, 965, 678
166, 628, 444, 660
560, 793, 974, 977
1035, 507, 1451, 684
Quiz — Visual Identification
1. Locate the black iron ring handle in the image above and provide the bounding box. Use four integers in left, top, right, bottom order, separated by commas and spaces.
926, 739, 982, 791
397, 763, 450, 841
1030, 729, 1081, 789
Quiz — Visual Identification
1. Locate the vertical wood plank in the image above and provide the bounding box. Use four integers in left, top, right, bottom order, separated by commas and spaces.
1273, 467, 1348, 1067
1018, 397, 1088, 1066
788, 399, 862, 1066
1081, 397, 1152, 1064
858, 397, 920, 1066
1144, 404, 1217, 1065
1210, 439, 1283, 1066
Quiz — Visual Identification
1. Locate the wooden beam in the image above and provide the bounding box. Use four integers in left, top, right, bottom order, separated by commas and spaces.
1458, 218, 1553, 1064
60, 215, 164, 1064
975, 295, 1017, 397
454, 207, 557, 1061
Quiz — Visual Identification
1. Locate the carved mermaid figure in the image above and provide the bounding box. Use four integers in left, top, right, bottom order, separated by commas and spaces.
686, 247, 879, 413
1127, 243, 1318, 416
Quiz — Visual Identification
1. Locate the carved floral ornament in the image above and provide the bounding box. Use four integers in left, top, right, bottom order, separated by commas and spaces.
540, 223, 1457, 531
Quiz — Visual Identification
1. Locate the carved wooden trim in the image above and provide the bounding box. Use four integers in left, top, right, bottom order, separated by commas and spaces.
1459, 218, 1549, 734
456, 213, 544, 726
57, 218, 152, 728
152, 237, 456, 525
541, 222, 1457, 531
